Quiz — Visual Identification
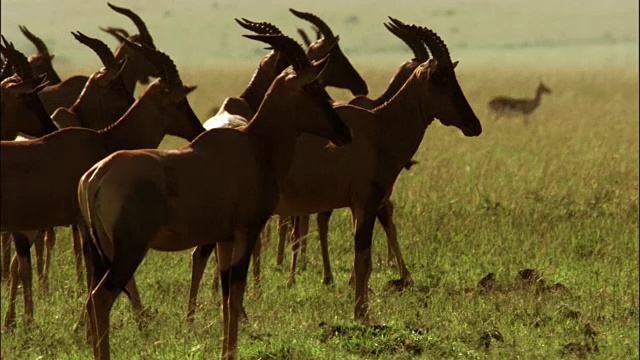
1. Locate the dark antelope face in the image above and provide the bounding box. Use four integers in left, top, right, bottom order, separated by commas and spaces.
78, 60, 134, 126
285, 60, 352, 146
539, 82, 552, 94
150, 80, 205, 141
421, 59, 482, 137
114, 39, 158, 89
0, 74, 54, 139
306, 37, 368, 96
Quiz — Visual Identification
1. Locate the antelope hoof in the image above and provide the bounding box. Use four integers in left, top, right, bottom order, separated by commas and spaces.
322, 276, 334, 286
135, 306, 156, 330
386, 278, 414, 291
2, 318, 16, 333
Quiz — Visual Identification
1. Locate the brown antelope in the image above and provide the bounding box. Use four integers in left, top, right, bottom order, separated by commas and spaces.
3, 31, 138, 326
488, 81, 552, 123
290, 8, 368, 96
1, 40, 205, 331
36, 2, 157, 114
282, 21, 431, 287
0, 39, 55, 283
188, 20, 482, 324
18, 25, 62, 84
77, 33, 351, 360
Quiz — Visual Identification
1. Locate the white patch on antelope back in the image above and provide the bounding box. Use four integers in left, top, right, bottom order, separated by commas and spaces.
203, 112, 249, 130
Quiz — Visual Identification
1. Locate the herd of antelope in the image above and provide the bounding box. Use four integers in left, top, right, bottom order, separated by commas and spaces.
1, 3, 548, 359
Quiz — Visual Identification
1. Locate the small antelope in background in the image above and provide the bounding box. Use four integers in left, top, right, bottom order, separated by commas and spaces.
488, 80, 552, 123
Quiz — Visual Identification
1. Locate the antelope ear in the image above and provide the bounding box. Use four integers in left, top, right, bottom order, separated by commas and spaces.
416, 58, 437, 80
452, 60, 459, 69
49, 53, 56, 60
183, 84, 197, 94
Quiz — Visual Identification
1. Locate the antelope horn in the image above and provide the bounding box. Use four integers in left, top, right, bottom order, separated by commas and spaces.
297, 28, 312, 47
18, 25, 49, 54
243, 34, 310, 71
235, 18, 283, 35
122, 37, 181, 85
107, 2, 155, 48
99, 26, 130, 43
1, 35, 34, 80
383, 22, 429, 62
289, 8, 335, 39
388, 17, 452, 68
71, 31, 116, 67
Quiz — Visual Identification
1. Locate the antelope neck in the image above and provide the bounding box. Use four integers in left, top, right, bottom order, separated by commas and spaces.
376, 74, 433, 170
239, 59, 279, 113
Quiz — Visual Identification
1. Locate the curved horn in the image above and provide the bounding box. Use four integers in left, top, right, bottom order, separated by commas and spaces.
18, 25, 49, 54
1, 35, 34, 79
99, 26, 130, 43
383, 22, 429, 62
297, 28, 312, 47
235, 18, 283, 35
71, 31, 116, 67
388, 17, 452, 68
289, 8, 335, 39
243, 34, 310, 71
122, 37, 180, 85
107, 2, 155, 48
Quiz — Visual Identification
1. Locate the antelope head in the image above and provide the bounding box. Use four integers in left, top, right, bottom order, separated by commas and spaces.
538, 81, 552, 94
289, 8, 368, 96
18, 25, 61, 84
105, 3, 158, 90
389, 18, 482, 137
0, 36, 55, 139
246, 34, 352, 146
123, 38, 205, 141
68, 31, 133, 124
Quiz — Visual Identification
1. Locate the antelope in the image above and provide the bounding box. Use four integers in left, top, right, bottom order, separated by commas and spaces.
77, 33, 351, 360
190, 19, 482, 323
36, 2, 158, 114
297, 26, 321, 47
1, 40, 205, 331
202, 9, 368, 119
290, 8, 368, 96
2, 31, 138, 330
488, 81, 552, 123
0, 38, 54, 283
18, 25, 62, 84
282, 21, 432, 287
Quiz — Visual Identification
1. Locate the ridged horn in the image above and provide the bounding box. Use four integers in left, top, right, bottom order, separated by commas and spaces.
99, 26, 130, 44
243, 34, 310, 71
235, 18, 283, 35
383, 22, 429, 62
107, 3, 155, 48
297, 28, 312, 47
289, 9, 335, 39
388, 17, 452, 67
122, 37, 180, 85
18, 25, 49, 54
71, 31, 116, 67
1, 35, 34, 79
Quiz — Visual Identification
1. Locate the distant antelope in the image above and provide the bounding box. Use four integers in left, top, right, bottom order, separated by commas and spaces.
488, 81, 552, 122
77, 33, 351, 360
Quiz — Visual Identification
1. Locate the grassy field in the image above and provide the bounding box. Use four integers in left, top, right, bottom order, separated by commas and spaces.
1, 0, 639, 359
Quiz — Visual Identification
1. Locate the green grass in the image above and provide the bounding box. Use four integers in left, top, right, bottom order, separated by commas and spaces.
1, 1, 638, 359
2, 66, 637, 359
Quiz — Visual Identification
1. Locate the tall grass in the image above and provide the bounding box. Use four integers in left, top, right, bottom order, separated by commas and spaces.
1, 64, 637, 359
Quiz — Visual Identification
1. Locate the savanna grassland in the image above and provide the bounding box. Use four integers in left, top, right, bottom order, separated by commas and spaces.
1, 0, 638, 359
